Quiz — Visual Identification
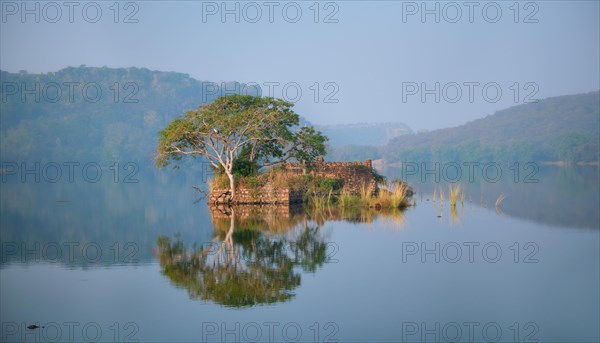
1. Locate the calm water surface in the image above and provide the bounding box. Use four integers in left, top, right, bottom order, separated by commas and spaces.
1, 167, 598, 342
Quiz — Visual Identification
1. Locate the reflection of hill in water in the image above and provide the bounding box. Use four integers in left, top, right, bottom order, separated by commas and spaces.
475, 167, 599, 230
387, 166, 599, 229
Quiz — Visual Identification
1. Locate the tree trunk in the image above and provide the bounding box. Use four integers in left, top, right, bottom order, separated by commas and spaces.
223, 207, 236, 264
226, 170, 236, 203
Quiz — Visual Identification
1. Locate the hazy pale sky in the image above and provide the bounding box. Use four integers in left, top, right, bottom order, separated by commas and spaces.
1, 0, 599, 130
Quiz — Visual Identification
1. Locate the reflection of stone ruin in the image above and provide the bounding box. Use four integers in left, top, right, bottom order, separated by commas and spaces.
210, 158, 378, 205
209, 203, 406, 228
210, 205, 306, 233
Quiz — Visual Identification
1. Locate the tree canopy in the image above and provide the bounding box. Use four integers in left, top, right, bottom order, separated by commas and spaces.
155, 95, 327, 199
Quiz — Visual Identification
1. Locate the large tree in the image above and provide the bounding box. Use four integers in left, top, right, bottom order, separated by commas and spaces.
155, 95, 327, 200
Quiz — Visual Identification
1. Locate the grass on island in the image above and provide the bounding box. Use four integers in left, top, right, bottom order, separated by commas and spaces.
309, 180, 411, 210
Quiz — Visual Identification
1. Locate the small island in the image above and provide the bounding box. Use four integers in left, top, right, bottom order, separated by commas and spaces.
209, 157, 377, 204
208, 156, 411, 210
156, 94, 412, 209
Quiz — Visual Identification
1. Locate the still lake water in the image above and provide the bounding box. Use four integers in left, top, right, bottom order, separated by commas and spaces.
1, 166, 598, 342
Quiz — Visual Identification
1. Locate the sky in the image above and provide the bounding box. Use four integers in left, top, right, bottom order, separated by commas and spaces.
1, 0, 599, 131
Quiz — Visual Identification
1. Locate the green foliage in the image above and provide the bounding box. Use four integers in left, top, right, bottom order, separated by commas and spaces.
289, 227, 329, 273
554, 132, 592, 163
232, 158, 258, 177
155, 93, 329, 202
287, 174, 312, 192
301, 175, 346, 200
338, 191, 360, 208
231, 145, 258, 177
156, 222, 330, 307
289, 126, 328, 164
156, 94, 299, 169
319, 178, 345, 191
372, 169, 387, 185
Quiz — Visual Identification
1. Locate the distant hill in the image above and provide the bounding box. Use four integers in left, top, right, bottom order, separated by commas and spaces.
317, 122, 411, 162
0, 66, 258, 164
382, 92, 600, 163
317, 122, 412, 147
3, 68, 596, 166
299, 120, 411, 162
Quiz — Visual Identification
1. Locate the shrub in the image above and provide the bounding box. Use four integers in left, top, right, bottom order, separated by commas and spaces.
244, 175, 260, 188
319, 178, 345, 192
374, 183, 408, 209
372, 170, 386, 185
338, 189, 359, 208
232, 158, 258, 177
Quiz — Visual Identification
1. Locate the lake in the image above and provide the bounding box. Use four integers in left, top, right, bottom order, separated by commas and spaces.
1, 165, 598, 342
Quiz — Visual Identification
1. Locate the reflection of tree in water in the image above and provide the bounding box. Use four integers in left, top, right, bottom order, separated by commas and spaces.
156, 207, 330, 307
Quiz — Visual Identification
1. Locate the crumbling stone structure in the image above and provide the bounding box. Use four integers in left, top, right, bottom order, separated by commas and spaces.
210, 158, 379, 205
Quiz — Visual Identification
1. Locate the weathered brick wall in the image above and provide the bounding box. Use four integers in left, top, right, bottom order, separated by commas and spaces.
210, 186, 304, 205
283, 158, 377, 195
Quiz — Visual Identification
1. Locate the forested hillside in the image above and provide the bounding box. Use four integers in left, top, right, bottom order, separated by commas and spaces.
1, 66, 257, 163
382, 92, 600, 163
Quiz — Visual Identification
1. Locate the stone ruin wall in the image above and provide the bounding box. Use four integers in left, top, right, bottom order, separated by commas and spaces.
210, 159, 378, 204
282, 158, 378, 195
